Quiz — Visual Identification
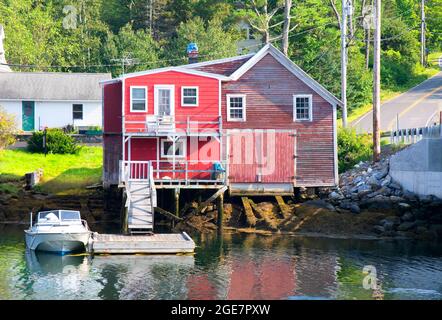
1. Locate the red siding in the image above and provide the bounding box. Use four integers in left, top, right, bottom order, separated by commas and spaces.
103, 82, 123, 186
124, 71, 220, 133
228, 131, 295, 183
192, 56, 252, 76
222, 54, 335, 186
103, 82, 122, 133
127, 137, 220, 180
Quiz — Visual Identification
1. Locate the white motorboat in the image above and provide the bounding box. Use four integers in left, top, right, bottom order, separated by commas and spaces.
25, 210, 91, 254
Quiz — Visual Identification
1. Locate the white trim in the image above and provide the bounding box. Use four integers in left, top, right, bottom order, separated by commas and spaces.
181, 86, 199, 107
129, 86, 148, 113
293, 94, 313, 122
218, 80, 221, 117
0, 99, 102, 103
229, 44, 342, 107
154, 85, 175, 116
226, 94, 246, 122
118, 67, 230, 81
333, 104, 339, 185
160, 138, 186, 158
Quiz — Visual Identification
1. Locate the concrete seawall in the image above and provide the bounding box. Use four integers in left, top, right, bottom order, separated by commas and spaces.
390, 138, 442, 198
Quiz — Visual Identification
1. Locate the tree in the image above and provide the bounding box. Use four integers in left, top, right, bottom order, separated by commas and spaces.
166, 17, 240, 64
0, 107, 16, 150
103, 23, 160, 75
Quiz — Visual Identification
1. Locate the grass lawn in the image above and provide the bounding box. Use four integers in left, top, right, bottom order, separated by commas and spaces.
346, 52, 442, 125
0, 146, 102, 195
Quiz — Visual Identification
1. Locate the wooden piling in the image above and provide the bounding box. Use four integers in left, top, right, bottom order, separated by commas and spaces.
174, 188, 180, 217
217, 193, 224, 234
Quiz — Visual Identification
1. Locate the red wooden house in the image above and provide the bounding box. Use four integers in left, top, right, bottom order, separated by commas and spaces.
101, 44, 341, 231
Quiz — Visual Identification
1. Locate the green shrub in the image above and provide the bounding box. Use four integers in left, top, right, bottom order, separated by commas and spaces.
27, 129, 81, 154
338, 128, 372, 173
0, 106, 17, 150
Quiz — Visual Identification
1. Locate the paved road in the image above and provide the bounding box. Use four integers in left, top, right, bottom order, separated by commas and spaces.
352, 59, 442, 133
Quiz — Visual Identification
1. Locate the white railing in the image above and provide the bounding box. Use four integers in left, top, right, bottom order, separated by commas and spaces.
120, 160, 226, 185
390, 124, 442, 144
124, 115, 222, 135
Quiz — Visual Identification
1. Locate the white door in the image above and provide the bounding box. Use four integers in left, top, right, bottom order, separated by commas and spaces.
154, 85, 175, 116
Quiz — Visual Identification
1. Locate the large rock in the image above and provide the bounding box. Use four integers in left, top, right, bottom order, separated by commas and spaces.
381, 175, 392, 187
329, 191, 344, 200
360, 195, 394, 210
373, 225, 385, 234
367, 176, 381, 189
401, 211, 414, 222
397, 221, 416, 231
350, 204, 360, 214
357, 185, 372, 197
374, 167, 389, 180
402, 190, 418, 202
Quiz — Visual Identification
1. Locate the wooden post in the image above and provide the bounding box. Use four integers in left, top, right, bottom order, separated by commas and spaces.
174, 188, 180, 218
217, 193, 224, 234
372, 0, 381, 162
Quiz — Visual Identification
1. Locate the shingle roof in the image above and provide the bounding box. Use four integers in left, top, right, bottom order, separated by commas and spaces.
0, 72, 111, 101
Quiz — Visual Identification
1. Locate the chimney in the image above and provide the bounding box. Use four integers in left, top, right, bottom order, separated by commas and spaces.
0, 25, 12, 72
187, 42, 199, 64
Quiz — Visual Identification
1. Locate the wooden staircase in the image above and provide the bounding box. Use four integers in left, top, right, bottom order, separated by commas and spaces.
127, 181, 156, 234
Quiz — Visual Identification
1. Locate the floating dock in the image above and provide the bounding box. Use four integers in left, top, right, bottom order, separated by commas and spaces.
90, 232, 195, 254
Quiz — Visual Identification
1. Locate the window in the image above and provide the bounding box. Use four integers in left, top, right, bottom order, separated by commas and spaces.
73, 104, 83, 120
227, 94, 246, 121
130, 86, 147, 112
181, 87, 198, 106
161, 139, 186, 158
293, 94, 312, 121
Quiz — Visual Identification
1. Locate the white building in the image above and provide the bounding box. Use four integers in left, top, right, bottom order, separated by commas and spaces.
0, 24, 111, 132
0, 72, 111, 132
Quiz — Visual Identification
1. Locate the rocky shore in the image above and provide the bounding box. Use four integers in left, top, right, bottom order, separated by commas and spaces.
321, 156, 442, 240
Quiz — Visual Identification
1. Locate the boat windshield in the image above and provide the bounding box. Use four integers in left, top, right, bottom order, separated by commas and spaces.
60, 211, 81, 221
38, 211, 60, 223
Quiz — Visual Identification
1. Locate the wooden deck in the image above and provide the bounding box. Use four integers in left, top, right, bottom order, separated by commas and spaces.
91, 232, 195, 254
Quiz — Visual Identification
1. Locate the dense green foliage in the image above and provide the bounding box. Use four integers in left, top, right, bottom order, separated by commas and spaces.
338, 128, 373, 172
0, 0, 441, 116
28, 129, 81, 154
0, 107, 16, 150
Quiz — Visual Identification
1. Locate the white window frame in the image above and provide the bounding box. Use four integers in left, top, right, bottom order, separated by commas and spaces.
130, 86, 148, 112
181, 86, 199, 107
154, 85, 175, 116
160, 138, 186, 158
293, 94, 313, 122
227, 94, 246, 122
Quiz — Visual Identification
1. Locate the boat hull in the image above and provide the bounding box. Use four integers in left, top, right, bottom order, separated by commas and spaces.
25, 231, 90, 253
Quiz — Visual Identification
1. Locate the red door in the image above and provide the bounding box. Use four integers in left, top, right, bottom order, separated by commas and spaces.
227, 130, 295, 183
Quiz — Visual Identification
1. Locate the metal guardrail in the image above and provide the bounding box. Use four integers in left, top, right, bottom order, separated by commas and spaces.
389, 124, 442, 144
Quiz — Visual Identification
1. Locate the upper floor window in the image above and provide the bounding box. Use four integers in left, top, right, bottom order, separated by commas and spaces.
130, 86, 147, 112
227, 94, 246, 121
293, 94, 312, 121
73, 104, 83, 120
181, 86, 198, 107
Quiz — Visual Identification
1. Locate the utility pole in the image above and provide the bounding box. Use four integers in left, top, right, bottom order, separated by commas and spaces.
420, 0, 426, 66
373, 0, 381, 162
341, 0, 349, 127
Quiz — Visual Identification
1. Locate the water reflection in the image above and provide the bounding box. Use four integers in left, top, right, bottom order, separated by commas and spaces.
1, 226, 441, 300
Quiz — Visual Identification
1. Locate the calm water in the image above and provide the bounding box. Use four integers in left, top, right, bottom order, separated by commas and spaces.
1, 225, 442, 300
